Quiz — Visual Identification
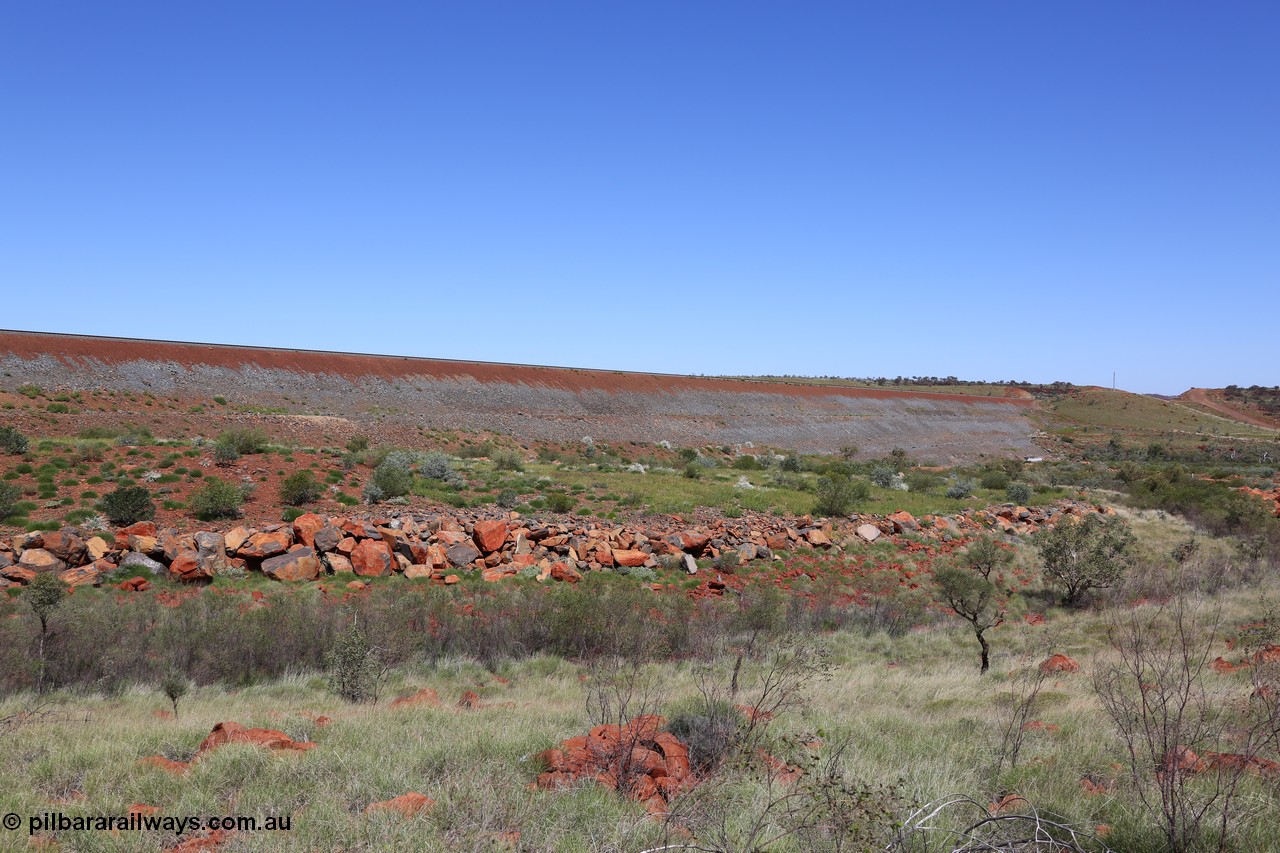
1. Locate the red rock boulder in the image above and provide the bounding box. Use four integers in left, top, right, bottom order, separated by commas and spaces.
351, 538, 394, 577
473, 520, 508, 554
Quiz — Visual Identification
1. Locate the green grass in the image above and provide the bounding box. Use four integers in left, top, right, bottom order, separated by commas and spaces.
3, 574, 1277, 851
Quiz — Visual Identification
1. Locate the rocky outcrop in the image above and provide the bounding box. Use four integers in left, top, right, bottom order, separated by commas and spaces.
536, 715, 691, 814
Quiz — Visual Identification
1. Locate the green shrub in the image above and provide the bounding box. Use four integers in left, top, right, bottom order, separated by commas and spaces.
732, 455, 759, 470
46, 403, 70, 414
327, 620, 382, 703
18, 384, 41, 398
0, 426, 29, 454
0, 482, 20, 518
546, 492, 575, 513
870, 466, 896, 488
1005, 482, 1033, 504
682, 464, 702, 480
215, 427, 269, 455
364, 456, 413, 503
188, 476, 243, 520
945, 478, 976, 499
780, 455, 801, 473
1033, 514, 1135, 606
345, 435, 369, 453
419, 451, 454, 481
98, 486, 156, 526
814, 475, 870, 517
212, 441, 239, 466
492, 449, 524, 471
496, 488, 518, 508
279, 470, 322, 506
980, 471, 1009, 490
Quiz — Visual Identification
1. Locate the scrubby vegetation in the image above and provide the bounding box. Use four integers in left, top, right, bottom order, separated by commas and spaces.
1, 380, 1280, 850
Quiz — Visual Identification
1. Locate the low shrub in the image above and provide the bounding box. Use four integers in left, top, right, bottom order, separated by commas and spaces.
215, 427, 269, 455
1005, 482, 1033, 504
98, 486, 156, 526
0, 425, 29, 454
546, 492, 576, 513
0, 482, 20, 518
212, 442, 239, 466
492, 449, 524, 471
419, 451, 454, 481
870, 466, 896, 488
814, 475, 870, 517
279, 470, 322, 506
188, 477, 243, 520
365, 457, 413, 503
980, 471, 1009, 490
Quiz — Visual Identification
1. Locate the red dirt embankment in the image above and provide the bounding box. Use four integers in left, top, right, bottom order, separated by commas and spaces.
0, 330, 1042, 461
1179, 388, 1280, 431
0, 330, 1032, 406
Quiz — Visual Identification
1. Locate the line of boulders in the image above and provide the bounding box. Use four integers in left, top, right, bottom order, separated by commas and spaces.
851, 499, 1115, 543
0, 500, 1111, 590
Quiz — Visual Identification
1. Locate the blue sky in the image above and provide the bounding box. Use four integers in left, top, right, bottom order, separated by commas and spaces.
2, 2, 1276, 394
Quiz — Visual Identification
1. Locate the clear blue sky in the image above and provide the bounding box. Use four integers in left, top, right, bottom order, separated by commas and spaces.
2, 2, 1276, 394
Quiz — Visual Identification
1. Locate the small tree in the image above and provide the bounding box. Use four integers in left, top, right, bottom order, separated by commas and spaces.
25, 573, 67, 694
839, 444, 860, 463
99, 485, 156, 526
960, 536, 1015, 580
934, 564, 1005, 674
160, 672, 190, 719
1033, 514, 1135, 607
